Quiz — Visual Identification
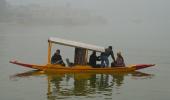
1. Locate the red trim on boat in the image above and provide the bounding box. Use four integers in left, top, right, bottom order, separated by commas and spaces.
134, 64, 155, 70
9, 60, 35, 68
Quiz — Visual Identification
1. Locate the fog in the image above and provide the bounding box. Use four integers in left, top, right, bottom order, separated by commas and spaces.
1, 0, 170, 50
2, 0, 170, 32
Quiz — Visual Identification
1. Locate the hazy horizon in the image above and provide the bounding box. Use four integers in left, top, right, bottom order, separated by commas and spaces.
1, 0, 170, 51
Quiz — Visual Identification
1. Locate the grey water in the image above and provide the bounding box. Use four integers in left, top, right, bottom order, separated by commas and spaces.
0, 0, 170, 100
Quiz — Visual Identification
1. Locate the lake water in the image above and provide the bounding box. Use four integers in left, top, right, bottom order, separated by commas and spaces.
0, 0, 170, 100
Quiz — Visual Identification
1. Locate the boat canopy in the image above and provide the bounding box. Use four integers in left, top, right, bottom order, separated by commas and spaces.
48, 37, 105, 52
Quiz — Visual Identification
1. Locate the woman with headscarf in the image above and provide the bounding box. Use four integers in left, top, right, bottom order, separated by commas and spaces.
115, 52, 125, 67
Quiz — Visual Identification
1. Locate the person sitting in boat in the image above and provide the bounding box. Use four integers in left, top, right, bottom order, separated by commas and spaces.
114, 51, 125, 67
101, 46, 115, 67
89, 51, 101, 68
66, 58, 74, 67
51, 49, 65, 66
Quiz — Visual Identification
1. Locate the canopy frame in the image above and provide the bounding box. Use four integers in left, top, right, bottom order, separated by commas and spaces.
47, 37, 105, 65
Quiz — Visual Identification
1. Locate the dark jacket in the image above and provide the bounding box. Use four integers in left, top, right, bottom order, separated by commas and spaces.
89, 54, 100, 67
104, 48, 115, 62
51, 53, 63, 64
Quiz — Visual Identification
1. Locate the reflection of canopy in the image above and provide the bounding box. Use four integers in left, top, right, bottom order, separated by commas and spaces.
48, 37, 105, 52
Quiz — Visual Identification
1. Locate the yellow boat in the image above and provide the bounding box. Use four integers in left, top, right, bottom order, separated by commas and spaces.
10, 37, 155, 73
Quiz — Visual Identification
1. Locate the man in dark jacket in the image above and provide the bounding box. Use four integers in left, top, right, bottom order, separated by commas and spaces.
51, 49, 65, 66
89, 51, 100, 67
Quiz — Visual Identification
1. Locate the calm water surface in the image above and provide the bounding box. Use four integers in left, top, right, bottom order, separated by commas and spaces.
0, 0, 170, 100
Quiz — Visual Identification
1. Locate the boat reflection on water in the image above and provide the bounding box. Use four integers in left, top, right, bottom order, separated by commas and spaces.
11, 71, 154, 99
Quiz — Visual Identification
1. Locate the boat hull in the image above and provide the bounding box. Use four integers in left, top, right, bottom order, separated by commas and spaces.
9, 60, 155, 73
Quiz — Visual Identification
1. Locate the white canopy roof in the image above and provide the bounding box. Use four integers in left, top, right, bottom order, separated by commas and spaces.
48, 37, 105, 52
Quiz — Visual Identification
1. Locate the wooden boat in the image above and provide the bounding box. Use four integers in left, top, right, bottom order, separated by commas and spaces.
10, 37, 155, 73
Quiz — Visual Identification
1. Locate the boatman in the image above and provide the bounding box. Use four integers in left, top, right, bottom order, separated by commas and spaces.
51, 49, 65, 66
101, 46, 115, 67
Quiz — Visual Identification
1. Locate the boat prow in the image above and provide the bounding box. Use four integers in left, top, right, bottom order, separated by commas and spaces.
133, 64, 155, 70
9, 60, 45, 70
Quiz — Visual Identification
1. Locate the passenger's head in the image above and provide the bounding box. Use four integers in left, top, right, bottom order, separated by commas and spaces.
117, 51, 122, 57
56, 49, 60, 54
108, 46, 112, 50
92, 51, 96, 55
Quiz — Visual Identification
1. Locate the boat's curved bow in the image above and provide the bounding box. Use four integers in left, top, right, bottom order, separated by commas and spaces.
9, 60, 45, 70
133, 64, 155, 70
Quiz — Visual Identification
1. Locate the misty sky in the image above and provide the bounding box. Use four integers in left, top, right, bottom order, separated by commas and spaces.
3, 0, 170, 32
1, 0, 170, 49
